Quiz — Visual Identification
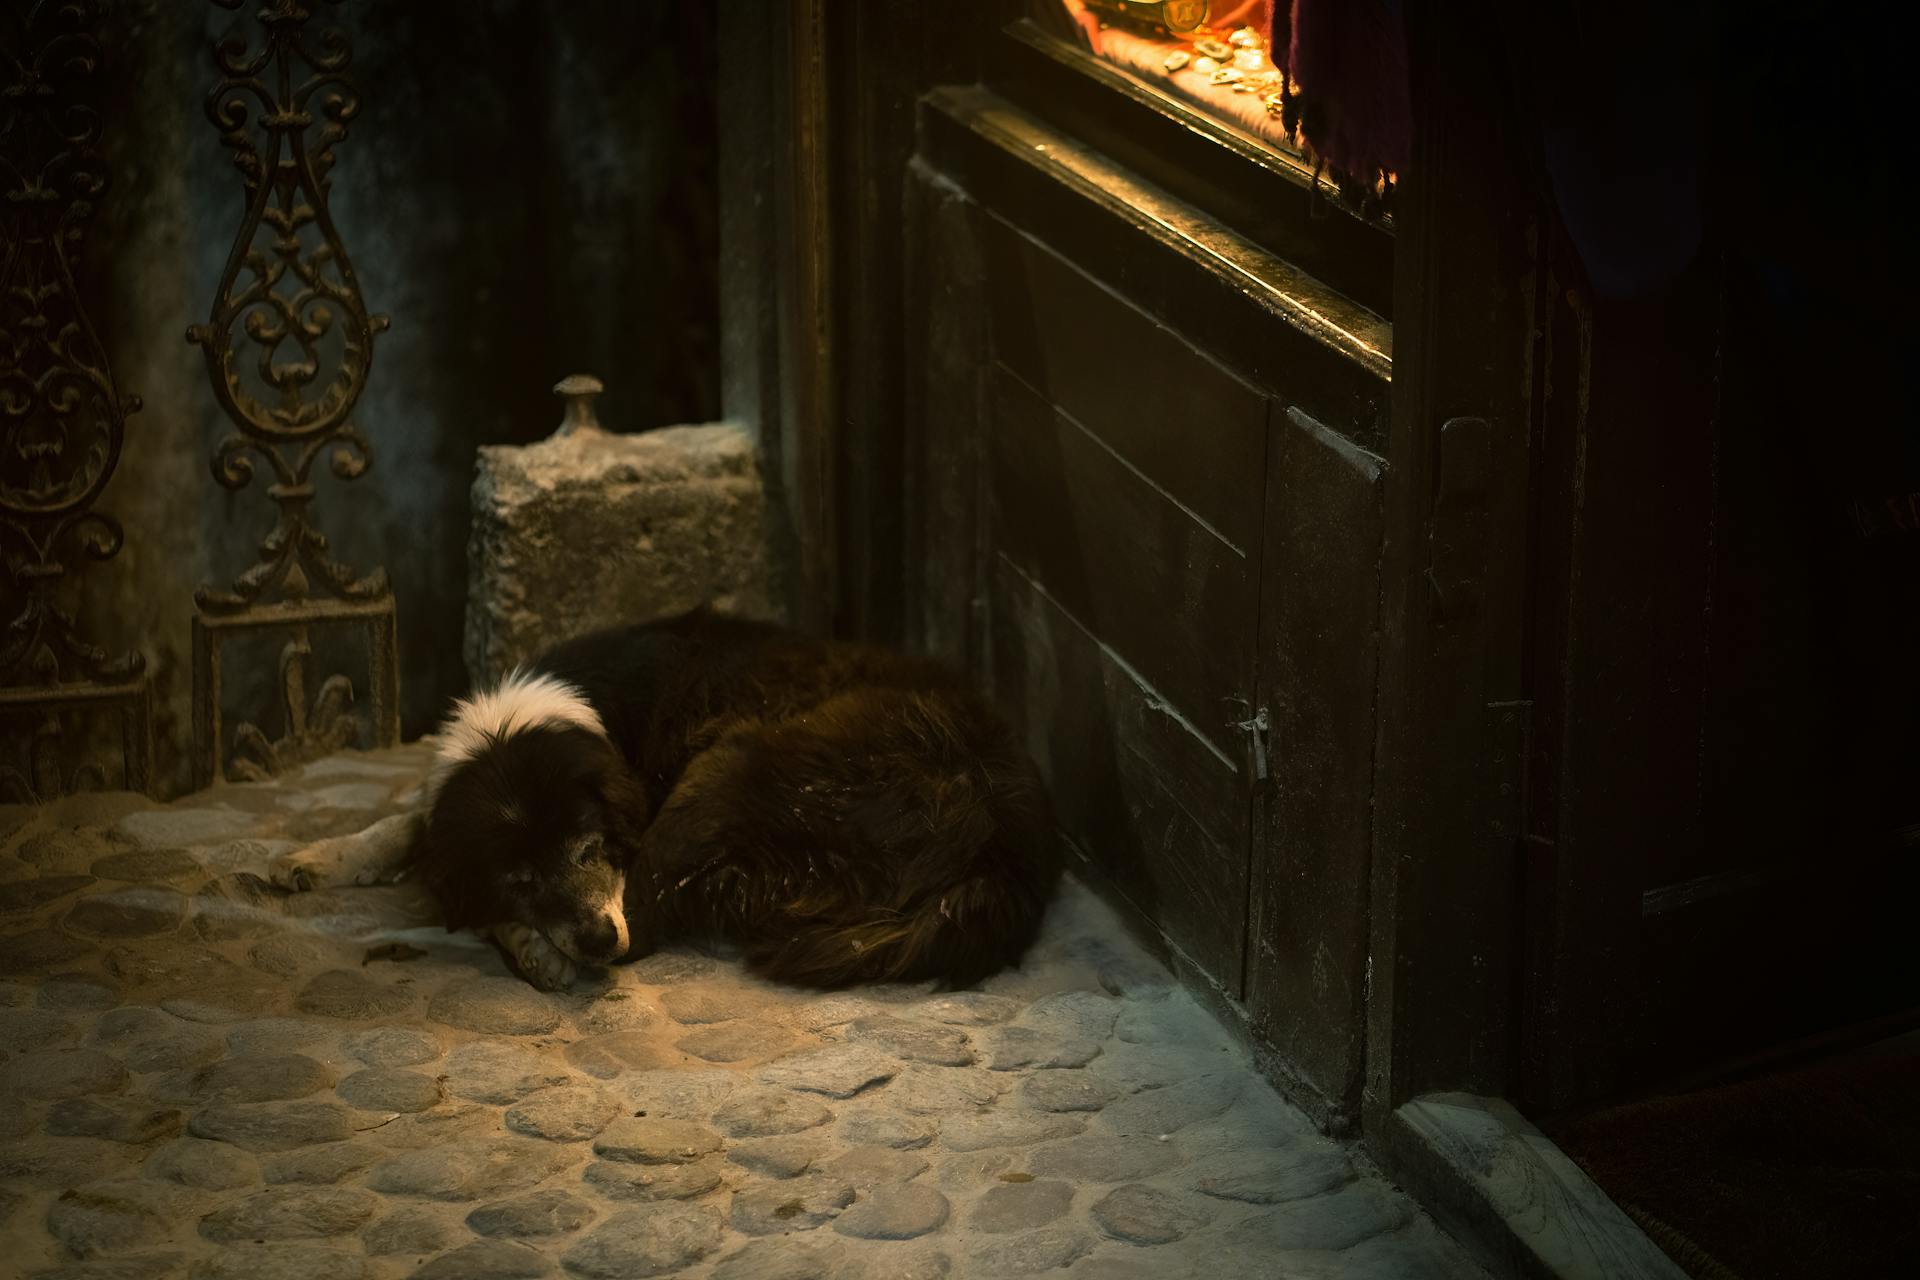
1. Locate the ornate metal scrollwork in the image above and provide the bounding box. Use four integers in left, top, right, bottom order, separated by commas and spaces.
188, 0, 398, 786
188, 0, 390, 612
1, 0, 153, 800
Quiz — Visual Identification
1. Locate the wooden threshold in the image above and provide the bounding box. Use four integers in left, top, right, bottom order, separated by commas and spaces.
1377, 1094, 1687, 1280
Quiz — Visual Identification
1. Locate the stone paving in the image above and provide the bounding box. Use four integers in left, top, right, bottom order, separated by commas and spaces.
0, 741, 1488, 1280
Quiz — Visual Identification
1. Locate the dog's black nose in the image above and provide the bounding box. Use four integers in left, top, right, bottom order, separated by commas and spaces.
579, 916, 620, 958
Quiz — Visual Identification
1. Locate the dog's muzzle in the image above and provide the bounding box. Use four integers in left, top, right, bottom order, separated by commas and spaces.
553, 874, 629, 962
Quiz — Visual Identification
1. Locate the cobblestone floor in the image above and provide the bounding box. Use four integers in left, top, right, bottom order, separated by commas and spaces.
1, 742, 1487, 1280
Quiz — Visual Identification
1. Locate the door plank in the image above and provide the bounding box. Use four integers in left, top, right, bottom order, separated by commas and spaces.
1249, 403, 1386, 1124
990, 555, 1252, 990
982, 215, 1269, 554
988, 364, 1255, 752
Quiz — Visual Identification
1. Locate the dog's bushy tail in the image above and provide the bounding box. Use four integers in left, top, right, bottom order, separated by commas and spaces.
744, 869, 1052, 989
654, 682, 1062, 988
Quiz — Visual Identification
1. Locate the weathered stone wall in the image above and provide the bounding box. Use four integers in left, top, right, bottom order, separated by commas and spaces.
465, 424, 777, 686
73, 0, 718, 794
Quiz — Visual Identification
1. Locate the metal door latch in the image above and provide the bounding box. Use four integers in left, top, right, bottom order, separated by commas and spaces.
1230, 706, 1271, 781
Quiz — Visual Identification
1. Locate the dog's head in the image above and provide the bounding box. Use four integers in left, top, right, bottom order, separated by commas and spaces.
416, 672, 639, 965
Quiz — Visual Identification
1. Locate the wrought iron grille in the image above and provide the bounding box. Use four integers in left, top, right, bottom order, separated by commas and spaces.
0, 0, 153, 801
187, 0, 397, 787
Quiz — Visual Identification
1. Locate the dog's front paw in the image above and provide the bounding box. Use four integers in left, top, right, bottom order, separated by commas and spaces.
494, 922, 577, 991
266, 820, 413, 892
265, 844, 339, 893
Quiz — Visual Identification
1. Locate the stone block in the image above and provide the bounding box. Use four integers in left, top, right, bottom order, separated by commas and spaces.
465, 421, 776, 684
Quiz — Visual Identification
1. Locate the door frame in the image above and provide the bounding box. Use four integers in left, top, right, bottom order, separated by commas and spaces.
1362, 0, 1540, 1128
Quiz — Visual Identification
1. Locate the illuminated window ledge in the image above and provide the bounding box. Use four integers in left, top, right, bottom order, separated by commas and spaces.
1086, 22, 1308, 161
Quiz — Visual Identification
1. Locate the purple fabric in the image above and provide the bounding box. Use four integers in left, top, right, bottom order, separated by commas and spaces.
1272, 0, 1410, 179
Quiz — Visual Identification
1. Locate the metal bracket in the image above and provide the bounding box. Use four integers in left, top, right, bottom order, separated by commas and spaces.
1224, 697, 1272, 781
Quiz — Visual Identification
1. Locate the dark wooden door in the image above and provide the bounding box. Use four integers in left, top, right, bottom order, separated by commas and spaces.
1521, 242, 1920, 1111
908, 75, 1393, 1127
982, 210, 1268, 995
1248, 406, 1385, 1121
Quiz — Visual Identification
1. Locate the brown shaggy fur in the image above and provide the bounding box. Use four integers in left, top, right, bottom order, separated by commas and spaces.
415, 610, 1060, 988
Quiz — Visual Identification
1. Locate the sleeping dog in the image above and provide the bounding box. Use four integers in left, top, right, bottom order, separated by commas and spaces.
272, 609, 1059, 990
